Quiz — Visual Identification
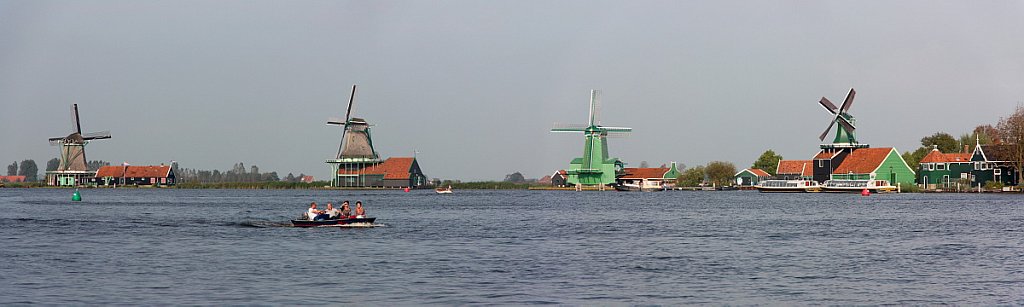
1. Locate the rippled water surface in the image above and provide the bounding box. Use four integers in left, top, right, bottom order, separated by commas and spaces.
1, 189, 1022, 305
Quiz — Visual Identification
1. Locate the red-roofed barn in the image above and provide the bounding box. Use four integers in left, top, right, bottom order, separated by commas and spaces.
94, 165, 175, 186
336, 157, 426, 188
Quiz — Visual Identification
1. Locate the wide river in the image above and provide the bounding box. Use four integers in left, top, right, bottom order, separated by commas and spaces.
0, 188, 1021, 305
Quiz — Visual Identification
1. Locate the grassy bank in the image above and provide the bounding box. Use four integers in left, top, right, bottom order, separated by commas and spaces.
173, 181, 334, 189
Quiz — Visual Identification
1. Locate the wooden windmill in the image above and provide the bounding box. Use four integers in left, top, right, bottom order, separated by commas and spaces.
551, 90, 632, 186
46, 104, 110, 186
818, 88, 864, 147
325, 85, 381, 187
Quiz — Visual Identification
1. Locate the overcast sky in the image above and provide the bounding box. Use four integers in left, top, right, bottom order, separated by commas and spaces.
2, 1, 1022, 181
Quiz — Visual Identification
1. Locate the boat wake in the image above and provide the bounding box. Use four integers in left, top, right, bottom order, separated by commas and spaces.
318, 223, 383, 228
233, 220, 292, 228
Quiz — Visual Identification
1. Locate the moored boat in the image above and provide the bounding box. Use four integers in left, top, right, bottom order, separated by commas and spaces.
435, 186, 453, 194
291, 216, 376, 227
755, 180, 822, 193
613, 183, 665, 192
821, 179, 896, 193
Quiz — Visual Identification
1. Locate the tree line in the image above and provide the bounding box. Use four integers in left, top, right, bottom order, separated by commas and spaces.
173, 162, 311, 183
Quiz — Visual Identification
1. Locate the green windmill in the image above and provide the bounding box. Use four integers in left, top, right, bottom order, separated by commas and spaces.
817, 88, 867, 148
551, 90, 632, 186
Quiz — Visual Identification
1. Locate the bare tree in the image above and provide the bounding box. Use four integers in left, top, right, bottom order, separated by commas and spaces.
997, 105, 1024, 185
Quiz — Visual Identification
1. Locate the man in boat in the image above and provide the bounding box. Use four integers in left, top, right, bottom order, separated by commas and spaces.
324, 203, 340, 220
340, 201, 352, 218
354, 201, 366, 218
307, 202, 330, 221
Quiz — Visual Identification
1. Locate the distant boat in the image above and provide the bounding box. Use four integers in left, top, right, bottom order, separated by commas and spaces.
435, 185, 453, 194
755, 180, 822, 193
821, 179, 896, 193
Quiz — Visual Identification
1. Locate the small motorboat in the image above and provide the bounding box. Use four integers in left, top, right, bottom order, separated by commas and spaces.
291, 216, 376, 227
435, 185, 453, 194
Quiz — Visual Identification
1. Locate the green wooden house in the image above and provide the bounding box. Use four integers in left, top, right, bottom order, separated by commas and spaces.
971, 144, 1019, 187
828, 147, 916, 186
734, 168, 770, 186
917, 147, 973, 190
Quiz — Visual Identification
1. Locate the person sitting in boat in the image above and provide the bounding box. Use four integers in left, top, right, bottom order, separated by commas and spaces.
354, 201, 366, 218
324, 203, 340, 219
340, 201, 352, 218
307, 202, 330, 221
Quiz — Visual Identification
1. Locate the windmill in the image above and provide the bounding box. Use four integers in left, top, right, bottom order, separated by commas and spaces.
46, 104, 110, 186
325, 85, 381, 187
551, 90, 632, 186
817, 88, 861, 146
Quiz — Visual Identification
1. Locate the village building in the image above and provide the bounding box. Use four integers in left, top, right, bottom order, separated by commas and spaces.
734, 168, 770, 186
0, 176, 26, 183
824, 147, 916, 186
300, 175, 315, 183
550, 170, 567, 187
336, 157, 426, 188
616, 162, 682, 188
775, 160, 813, 180
917, 146, 973, 190
970, 144, 1020, 187
93, 165, 176, 186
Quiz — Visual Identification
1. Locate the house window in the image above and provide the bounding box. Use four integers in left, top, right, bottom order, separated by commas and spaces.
818, 160, 824, 167
937, 163, 946, 170
974, 162, 981, 170
995, 168, 1002, 176
961, 173, 968, 180
927, 163, 934, 171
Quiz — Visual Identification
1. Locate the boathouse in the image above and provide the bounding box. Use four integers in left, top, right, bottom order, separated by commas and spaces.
336, 157, 427, 188
826, 147, 915, 186
93, 165, 175, 186
775, 160, 813, 180
917, 146, 973, 190
734, 168, 770, 186
970, 144, 1019, 187
616, 162, 682, 188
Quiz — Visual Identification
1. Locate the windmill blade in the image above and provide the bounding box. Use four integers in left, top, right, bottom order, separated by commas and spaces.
818, 97, 838, 114
49, 138, 64, 146
336, 84, 357, 159
818, 119, 837, 141
326, 117, 346, 125
71, 104, 83, 134
588, 90, 601, 126
836, 117, 856, 134
840, 88, 856, 113
837, 115, 856, 129
601, 127, 632, 132
82, 131, 111, 140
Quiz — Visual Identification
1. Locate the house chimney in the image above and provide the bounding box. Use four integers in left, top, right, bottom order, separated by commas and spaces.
964, 145, 969, 153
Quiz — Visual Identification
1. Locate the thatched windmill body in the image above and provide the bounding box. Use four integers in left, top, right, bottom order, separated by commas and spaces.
46, 104, 111, 186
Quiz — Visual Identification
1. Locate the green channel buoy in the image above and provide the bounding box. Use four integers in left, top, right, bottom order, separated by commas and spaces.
72, 189, 82, 202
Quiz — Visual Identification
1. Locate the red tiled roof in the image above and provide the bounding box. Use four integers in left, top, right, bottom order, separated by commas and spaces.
95, 165, 171, 178
832, 148, 893, 174
337, 157, 416, 180
0, 176, 26, 182
748, 168, 771, 177
620, 167, 670, 179
813, 151, 838, 160
919, 149, 972, 164
777, 160, 811, 175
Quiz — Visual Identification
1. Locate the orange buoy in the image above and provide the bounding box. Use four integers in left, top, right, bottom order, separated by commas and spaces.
861, 188, 870, 196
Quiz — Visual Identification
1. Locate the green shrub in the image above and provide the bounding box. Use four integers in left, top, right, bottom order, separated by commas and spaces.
983, 181, 1005, 190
